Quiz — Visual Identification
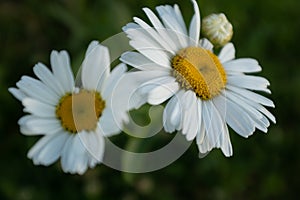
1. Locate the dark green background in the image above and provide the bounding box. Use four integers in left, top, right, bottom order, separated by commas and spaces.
1, 0, 299, 199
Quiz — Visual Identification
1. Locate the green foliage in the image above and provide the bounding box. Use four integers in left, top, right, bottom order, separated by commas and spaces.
1, 0, 299, 199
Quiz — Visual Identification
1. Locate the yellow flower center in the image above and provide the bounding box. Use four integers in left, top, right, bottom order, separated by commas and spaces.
56, 90, 105, 133
171, 47, 227, 100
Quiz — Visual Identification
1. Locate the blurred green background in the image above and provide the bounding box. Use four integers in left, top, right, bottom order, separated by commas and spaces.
1, 0, 299, 199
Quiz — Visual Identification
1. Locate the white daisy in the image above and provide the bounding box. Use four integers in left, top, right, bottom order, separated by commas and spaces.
119, 0, 276, 156
9, 41, 128, 174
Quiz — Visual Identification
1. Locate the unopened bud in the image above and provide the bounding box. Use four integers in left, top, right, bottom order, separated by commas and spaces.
202, 13, 233, 47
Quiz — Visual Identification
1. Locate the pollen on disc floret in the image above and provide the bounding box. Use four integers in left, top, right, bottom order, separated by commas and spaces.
56, 89, 106, 133
171, 47, 227, 100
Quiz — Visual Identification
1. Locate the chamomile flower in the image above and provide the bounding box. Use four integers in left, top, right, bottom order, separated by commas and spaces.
120, 0, 275, 156
9, 41, 128, 174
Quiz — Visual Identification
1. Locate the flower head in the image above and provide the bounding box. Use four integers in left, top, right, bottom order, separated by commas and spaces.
202, 13, 233, 47
9, 41, 128, 174
120, 0, 275, 156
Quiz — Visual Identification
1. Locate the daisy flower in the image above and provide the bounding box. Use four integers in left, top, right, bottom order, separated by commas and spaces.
9, 41, 128, 174
120, 0, 275, 156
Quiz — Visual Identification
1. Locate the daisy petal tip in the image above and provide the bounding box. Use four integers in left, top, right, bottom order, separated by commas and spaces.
33, 63, 39, 69
94, 43, 109, 54
185, 133, 196, 141
85, 41, 101, 56
191, 0, 198, 7
262, 128, 268, 133
21, 98, 30, 106
59, 50, 68, 56
50, 50, 59, 59
89, 40, 100, 47
198, 151, 210, 159
116, 63, 128, 72
8, 87, 17, 95
27, 151, 36, 162
223, 152, 233, 157
32, 159, 39, 166
8, 87, 13, 93
122, 25, 129, 32
142, 7, 150, 13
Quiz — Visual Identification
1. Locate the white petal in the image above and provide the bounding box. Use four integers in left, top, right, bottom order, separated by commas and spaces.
156, 5, 187, 36
120, 52, 169, 71
137, 75, 171, 90
33, 63, 65, 96
124, 20, 174, 59
226, 90, 264, 120
16, 76, 59, 106
139, 76, 175, 91
227, 75, 271, 93
237, 94, 276, 124
129, 40, 171, 68
130, 18, 170, 50
180, 91, 192, 137
156, 5, 189, 48
218, 43, 235, 63
110, 70, 170, 125
217, 94, 255, 137
224, 58, 261, 73
50, 51, 74, 93
165, 21, 190, 49
196, 119, 205, 145
199, 38, 213, 51
111, 78, 145, 119
81, 44, 110, 91
85, 40, 100, 56
18, 115, 61, 135
173, 4, 188, 36
189, 0, 201, 46
182, 91, 199, 141
163, 95, 178, 132
220, 122, 233, 157
197, 134, 213, 155
59, 51, 75, 90
9, 88, 26, 101
256, 104, 276, 124
112, 71, 170, 109
17, 115, 33, 134
225, 91, 260, 137
196, 99, 204, 144
147, 81, 179, 105
202, 100, 225, 148
142, 7, 178, 51
102, 63, 127, 100
211, 94, 227, 124
254, 115, 270, 133
60, 135, 73, 172
23, 98, 55, 117
61, 135, 89, 175
99, 108, 121, 136
78, 130, 105, 162
123, 22, 140, 32
133, 16, 175, 54
172, 90, 186, 131
28, 132, 68, 166
163, 90, 185, 133
24, 117, 61, 135
226, 85, 274, 107
226, 90, 272, 133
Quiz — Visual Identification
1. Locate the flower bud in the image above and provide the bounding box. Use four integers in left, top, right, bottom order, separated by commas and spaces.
202, 13, 233, 47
